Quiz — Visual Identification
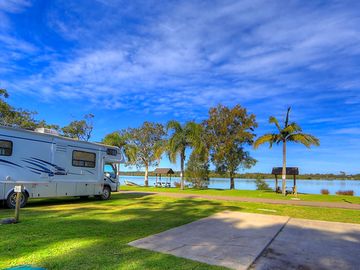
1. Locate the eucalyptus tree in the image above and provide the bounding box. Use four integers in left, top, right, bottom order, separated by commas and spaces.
124, 122, 166, 186
0, 88, 9, 98
204, 104, 257, 189
166, 120, 204, 190
253, 107, 320, 195
0, 88, 38, 129
62, 114, 94, 141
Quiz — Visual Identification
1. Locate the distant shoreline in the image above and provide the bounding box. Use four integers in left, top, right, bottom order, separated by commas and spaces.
120, 171, 360, 180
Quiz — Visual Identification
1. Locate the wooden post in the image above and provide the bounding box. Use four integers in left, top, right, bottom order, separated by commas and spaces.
293, 175, 297, 196
155, 174, 158, 187
14, 185, 23, 223
275, 175, 278, 193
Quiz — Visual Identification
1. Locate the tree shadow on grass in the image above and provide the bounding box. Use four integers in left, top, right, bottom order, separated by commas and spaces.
0, 194, 233, 269
1, 194, 359, 270
23, 192, 150, 207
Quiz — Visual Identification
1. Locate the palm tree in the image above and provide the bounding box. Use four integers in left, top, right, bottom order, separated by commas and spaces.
166, 121, 204, 190
253, 107, 320, 195
103, 125, 166, 187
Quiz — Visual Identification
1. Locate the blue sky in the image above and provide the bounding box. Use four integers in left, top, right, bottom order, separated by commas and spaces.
1, 0, 359, 174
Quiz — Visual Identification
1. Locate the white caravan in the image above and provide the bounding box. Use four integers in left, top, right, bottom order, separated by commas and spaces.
0, 126, 124, 208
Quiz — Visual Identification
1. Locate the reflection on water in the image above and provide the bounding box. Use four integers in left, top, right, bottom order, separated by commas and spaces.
120, 175, 360, 195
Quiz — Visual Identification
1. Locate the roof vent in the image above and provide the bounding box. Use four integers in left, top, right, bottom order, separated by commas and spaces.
35, 127, 59, 136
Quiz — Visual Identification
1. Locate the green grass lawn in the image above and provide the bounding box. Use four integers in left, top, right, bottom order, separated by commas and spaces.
1, 192, 359, 270
121, 185, 360, 204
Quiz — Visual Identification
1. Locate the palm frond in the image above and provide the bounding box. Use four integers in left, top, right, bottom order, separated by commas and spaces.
102, 132, 126, 148
269, 116, 281, 132
166, 120, 182, 133
287, 133, 320, 148
123, 145, 138, 165
253, 134, 279, 149
185, 121, 203, 147
187, 122, 209, 159
167, 149, 178, 163
166, 137, 178, 163
166, 121, 185, 163
283, 122, 302, 134
154, 140, 167, 161
168, 131, 187, 163
168, 133, 183, 150
284, 107, 291, 127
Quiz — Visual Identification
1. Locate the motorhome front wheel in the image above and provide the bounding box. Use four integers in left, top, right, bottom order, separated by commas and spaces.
97, 186, 111, 200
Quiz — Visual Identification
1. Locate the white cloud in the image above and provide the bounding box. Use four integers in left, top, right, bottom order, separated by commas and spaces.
0, 0, 31, 13
1, 0, 360, 121
0, 0, 36, 73
332, 128, 360, 135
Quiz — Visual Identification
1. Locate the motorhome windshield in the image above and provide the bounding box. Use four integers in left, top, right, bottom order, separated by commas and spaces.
104, 163, 117, 179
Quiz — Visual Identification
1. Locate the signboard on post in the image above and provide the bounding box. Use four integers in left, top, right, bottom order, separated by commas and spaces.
14, 185, 23, 193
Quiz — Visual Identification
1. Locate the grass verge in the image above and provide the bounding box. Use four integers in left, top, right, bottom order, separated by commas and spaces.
120, 185, 360, 204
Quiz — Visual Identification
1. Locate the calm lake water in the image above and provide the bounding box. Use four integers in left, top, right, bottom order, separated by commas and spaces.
120, 175, 360, 195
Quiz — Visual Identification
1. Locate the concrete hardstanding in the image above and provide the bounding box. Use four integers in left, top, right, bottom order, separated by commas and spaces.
129, 212, 289, 270
252, 218, 360, 270
129, 212, 360, 270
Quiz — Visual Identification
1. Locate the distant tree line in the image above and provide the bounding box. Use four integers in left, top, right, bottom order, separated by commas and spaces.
119, 171, 360, 180
1, 87, 324, 192
103, 105, 321, 193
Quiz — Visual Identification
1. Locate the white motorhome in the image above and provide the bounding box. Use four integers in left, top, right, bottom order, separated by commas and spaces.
0, 126, 124, 208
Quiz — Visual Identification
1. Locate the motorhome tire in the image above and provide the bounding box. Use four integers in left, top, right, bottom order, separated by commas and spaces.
97, 186, 111, 200
6, 191, 28, 209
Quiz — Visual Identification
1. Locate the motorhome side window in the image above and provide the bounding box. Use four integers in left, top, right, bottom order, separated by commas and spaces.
0, 140, 13, 156
72, 150, 96, 168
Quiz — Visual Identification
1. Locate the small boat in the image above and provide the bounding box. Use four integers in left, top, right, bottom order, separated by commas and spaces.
124, 180, 140, 186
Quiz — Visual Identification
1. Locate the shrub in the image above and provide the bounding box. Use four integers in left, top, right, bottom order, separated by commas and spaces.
185, 152, 209, 189
336, 190, 354, 196
255, 178, 271, 191
321, 189, 329, 195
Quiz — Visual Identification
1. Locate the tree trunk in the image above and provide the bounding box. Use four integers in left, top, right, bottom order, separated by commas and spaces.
180, 150, 185, 190
282, 141, 287, 196
145, 165, 149, 187
230, 172, 235, 190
